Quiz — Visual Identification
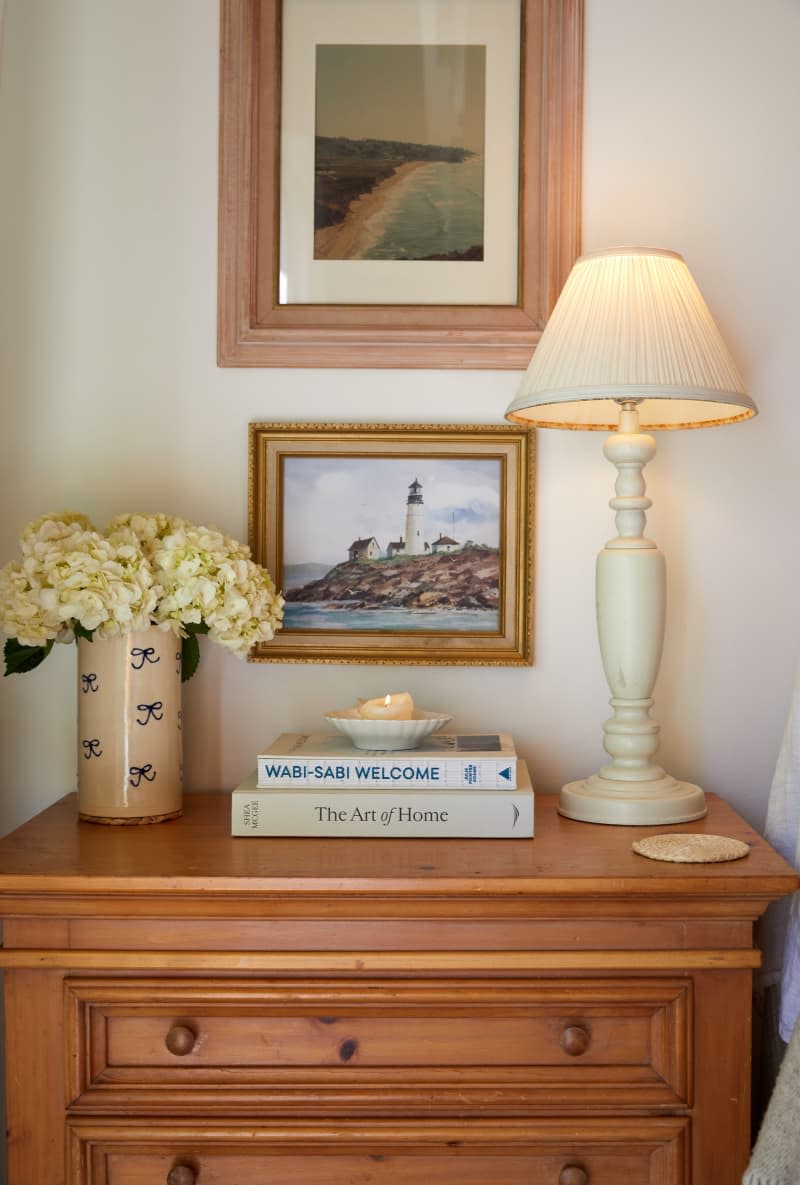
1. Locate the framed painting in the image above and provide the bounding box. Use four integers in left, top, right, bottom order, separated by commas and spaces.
219, 0, 583, 368
249, 423, 534, 663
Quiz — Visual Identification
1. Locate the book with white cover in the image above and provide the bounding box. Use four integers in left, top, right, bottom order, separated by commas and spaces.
256, 731, 517, 790
232, 761, 534, 838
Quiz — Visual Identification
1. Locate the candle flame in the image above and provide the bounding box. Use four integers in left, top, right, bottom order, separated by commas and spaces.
384, 694, 391, 706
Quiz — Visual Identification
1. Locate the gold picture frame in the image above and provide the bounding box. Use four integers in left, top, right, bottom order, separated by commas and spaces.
219, 0, 583, 368
249, 423, 534, 663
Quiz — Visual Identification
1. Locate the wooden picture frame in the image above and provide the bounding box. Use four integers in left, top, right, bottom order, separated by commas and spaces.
249, 423, 534, 663
219, 0, 583, 368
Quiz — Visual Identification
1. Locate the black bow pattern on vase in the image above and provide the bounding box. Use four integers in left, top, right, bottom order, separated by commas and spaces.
136, 701, 164, 726
130, 646, 160, 670
129, 764, 156, 787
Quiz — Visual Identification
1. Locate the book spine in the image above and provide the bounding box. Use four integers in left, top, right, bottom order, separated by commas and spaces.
232, 791, 533, 838
255, 756, 517, 790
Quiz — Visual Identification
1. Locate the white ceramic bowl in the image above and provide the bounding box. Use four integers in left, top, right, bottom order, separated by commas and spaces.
323, 708, 453, 751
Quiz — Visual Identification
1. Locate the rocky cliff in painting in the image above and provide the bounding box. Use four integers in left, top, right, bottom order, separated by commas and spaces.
285, 546, 499, 612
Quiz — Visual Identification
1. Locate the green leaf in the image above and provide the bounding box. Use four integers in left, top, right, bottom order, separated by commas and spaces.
4, 637, 54, 676
74, 623, 95, 642
184, 621, 210, 637
180, 621, 209, 682
181, 633, 201, 683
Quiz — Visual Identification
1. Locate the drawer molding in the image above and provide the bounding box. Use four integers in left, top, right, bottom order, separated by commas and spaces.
1, 947, 760, 971
65, 976, 691, 1114
67, 1116, 689, 1185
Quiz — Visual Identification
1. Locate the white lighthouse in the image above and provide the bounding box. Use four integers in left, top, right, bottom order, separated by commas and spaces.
404, 477, 425, 555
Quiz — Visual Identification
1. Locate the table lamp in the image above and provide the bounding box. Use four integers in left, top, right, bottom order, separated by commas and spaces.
506, 247, 757, 825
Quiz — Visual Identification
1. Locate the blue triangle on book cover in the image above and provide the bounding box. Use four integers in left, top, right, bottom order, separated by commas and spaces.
498, 766, 513, 782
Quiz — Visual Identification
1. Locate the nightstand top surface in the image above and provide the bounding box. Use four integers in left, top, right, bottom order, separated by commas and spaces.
0, 791, 795, 901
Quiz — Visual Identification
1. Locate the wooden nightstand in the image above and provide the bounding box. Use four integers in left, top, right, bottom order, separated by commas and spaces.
0, 791, 795, 1185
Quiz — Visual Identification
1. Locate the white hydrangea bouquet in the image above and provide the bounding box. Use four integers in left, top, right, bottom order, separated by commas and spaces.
0, 511, 284, 680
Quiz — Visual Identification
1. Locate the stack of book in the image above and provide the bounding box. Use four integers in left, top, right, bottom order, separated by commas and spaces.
231, 731, 534, 838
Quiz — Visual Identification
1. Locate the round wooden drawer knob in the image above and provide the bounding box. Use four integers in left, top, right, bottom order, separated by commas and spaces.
167, 1165, 197, 1185
560, 1024, 590, 1056
559, 1165, 588, 1185
165, 1024, 197, 1057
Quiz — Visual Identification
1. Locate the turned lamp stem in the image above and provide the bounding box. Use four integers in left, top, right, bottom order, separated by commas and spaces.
600, 399, 665, 783
559, 400, 706, 825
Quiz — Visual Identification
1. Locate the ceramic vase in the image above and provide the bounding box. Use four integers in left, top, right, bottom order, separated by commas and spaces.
77, 626, 183, 824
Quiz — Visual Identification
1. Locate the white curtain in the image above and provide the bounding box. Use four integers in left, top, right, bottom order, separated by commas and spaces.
762, 662, 800, 1042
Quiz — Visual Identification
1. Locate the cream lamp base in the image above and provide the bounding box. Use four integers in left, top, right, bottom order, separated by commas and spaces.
559, 775, 706, 826
557, 402, 708, 827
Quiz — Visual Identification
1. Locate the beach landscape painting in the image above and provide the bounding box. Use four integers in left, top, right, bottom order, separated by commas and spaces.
221, 0, 584, 364
314, 44, 486, 262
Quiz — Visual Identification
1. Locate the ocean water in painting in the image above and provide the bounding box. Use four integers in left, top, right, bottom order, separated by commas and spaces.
285, 603, 498, 633
361, 155, 484, 261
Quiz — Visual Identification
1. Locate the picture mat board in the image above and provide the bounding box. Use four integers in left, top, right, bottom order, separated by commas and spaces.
279, 0, 520, 305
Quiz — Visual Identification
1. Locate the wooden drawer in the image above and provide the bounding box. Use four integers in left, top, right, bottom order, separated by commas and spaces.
68, 1117, 689, 1185
66, 976, 691, 1113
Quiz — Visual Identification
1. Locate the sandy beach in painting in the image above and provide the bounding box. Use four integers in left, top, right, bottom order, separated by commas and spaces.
314, 161, 427, 261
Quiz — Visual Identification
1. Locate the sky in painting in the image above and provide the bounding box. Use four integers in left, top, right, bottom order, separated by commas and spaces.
282, 456, 501, 568
315, 44, 486, 152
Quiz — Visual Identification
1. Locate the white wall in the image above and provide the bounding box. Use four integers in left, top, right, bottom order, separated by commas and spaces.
1, 0, 799, 836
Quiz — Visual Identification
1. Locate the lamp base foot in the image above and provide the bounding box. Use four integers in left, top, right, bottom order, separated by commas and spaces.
558, 774, 707, 826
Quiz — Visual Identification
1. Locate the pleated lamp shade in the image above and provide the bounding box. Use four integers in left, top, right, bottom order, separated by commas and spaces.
505, 247, 757, 430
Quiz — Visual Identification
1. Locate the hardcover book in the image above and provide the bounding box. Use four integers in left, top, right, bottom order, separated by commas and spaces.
232, 761, 534, 839
256, 731, 517, 790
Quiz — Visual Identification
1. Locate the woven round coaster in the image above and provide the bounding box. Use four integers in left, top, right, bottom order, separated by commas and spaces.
632, 833, 750, 864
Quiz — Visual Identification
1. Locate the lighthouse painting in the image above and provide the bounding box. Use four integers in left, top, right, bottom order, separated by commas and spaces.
280, 455, 502, 634
248, 424, 533, 665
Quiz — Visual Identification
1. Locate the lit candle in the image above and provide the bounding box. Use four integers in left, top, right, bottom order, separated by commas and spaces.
357, 692, 415, 720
